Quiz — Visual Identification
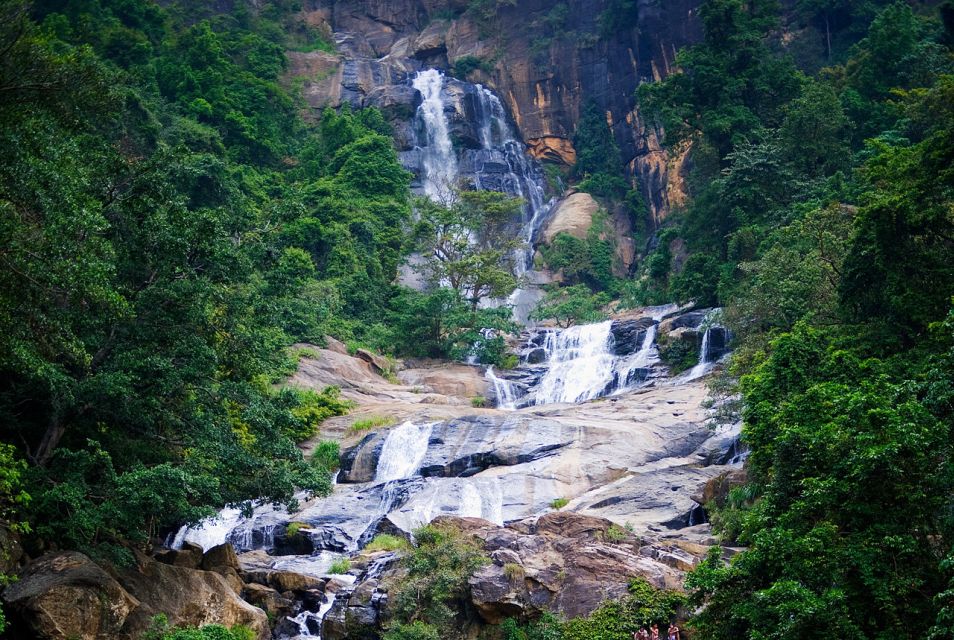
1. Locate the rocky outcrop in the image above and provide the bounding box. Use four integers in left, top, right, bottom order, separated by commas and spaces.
467, 511, 689, 622
397, 362, 489, 397
3, 552, 139, 640
116, 552, 270, 639
610, 317, 656, 356
323, 574, 390, 640
540, 192, 637, 274
694, 468, 748, 509
3, 549, 270, 640
543, 192, 600, 243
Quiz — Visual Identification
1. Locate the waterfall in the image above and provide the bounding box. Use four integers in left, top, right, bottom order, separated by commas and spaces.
405, 69, 556, 323
412, 70, 458, 203
526, 307, 680, 405
531, 321, 618, 405
171, 507, 245, 552
486, 365, 518, 409
374, 421, 433, 483
472, 84, 554, 322
285, 575, 357, 639
686, 327, 712, 380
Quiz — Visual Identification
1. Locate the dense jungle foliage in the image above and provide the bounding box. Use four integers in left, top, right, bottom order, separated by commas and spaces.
0, 0, 952, 638
629, 1, 954, 638
0, 0, 509, 582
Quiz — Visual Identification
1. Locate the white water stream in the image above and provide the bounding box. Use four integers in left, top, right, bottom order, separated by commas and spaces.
485, 365, 518, 410
374, 420, 434, 482
413, 69, 459, 203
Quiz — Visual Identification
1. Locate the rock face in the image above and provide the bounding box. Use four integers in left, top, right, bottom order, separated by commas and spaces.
118, 553, 270, 639
3, 549, 270, 640
542, 192, 601, 243
325, 512, 694, 636
610, 317, 657, 356
465, 512, 687, 622
3, 552, 139, 640
290, 0, 703, 225
397, 362, 489, 397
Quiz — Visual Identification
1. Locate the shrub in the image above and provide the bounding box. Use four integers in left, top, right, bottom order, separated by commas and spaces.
657, 336, 699, 374
366, 533, 411, 552
384, 621, 441, 640
471, 396, 488, 408
606, 524, 627, 542
143, 615, 256, 640
503, 562, 525, 581
311, 440, 340, 471
389, 523, 488, 636
531, 284, 610, 327
350, 415, 397, 433
550, 497, 569, 510
561, 578, 687, 640
283, 386, 356, 442
453, 55, 493, 78
328, 558, 351, 574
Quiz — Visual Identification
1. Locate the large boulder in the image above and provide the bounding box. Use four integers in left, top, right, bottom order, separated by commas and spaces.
242, 583, 295, 620
542, 192, 600, 244
201, 543, 240, 573
323, 577, 389, 640
694, 469, 748, 508
118, 553, 270, 639
3, 552, 139, 640
397, 363, 489, 397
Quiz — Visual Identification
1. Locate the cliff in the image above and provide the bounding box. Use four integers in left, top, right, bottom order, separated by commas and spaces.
286, 0, 701, 224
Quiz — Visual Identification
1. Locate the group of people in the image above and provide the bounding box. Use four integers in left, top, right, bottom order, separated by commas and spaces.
634, 622, 680, 640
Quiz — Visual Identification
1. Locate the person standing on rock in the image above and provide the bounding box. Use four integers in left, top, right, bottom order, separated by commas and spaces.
668, 623, 680, 640
651, 623, 660, 640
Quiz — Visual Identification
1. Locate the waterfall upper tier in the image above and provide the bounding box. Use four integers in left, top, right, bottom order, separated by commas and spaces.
401, 69, 556, 323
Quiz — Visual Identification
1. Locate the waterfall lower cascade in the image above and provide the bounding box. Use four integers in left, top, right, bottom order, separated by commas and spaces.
489, 304, 681, 408
686, 310, 728, 380
686, 327, 712, 380
374, 420, 434, 482
531, 321, 619, 405
485, 366, 518, 410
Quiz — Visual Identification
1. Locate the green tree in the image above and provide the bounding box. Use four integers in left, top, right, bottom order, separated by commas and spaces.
573, 101, 628, 197
411, 191, 522, 308
386, 523, 488, 639
531, 285, 611, 327
840, 75, 954, 340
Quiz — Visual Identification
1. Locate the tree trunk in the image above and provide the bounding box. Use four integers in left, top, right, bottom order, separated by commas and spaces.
35, 414, 65, 466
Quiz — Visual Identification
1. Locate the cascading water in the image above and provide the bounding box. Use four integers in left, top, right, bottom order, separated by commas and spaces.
513, 304, 680, 407
412, 70, 459, 203
531, 321, 618, 405
471, 84, 554, 322
687, 327, 711, 379
374, 420, 433, 483
285, 575, 357, 640
485, 365, 518, 410
406, 70, 554, 323
352, 420, 435, 548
